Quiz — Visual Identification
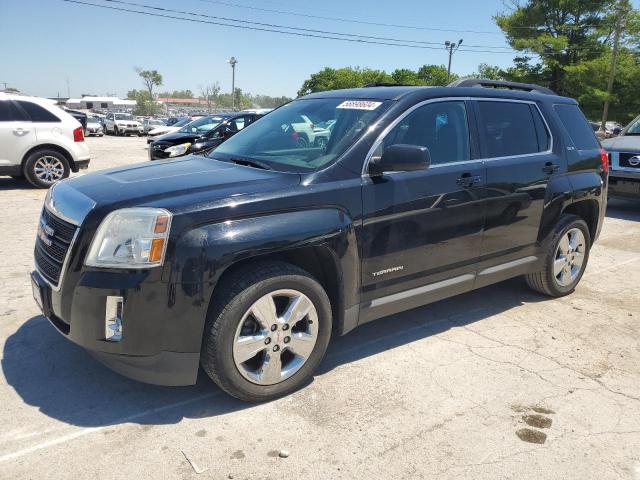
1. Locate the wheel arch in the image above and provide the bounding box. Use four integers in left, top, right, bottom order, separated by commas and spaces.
21, 144, 77, 173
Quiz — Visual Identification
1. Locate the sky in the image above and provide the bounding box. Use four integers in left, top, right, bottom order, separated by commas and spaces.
0, 0, 636, 99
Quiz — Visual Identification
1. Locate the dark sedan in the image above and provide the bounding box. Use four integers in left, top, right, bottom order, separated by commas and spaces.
149, 112, 263, 160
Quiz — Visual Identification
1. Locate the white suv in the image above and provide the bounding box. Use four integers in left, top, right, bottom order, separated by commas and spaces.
0, 93, 90, 188
104, 112, 143, 136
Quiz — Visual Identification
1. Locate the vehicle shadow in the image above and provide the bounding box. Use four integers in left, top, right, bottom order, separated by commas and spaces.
0, 177, 38, 191
606, 198, 640, 221
2, 278, 543, 428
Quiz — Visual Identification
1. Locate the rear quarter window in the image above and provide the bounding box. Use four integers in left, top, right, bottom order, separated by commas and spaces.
553, 104, 599, 150
17, 101, 61, 123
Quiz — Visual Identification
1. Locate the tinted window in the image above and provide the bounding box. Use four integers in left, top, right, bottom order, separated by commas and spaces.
0, 100, 28, 121
477, 101, 544, 157
554, 104, 600, 149
383, 100, 470, 165
16, 101, 60, 122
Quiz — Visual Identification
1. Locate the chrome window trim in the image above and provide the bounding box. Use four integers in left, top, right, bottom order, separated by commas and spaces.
361, 97, 554, 176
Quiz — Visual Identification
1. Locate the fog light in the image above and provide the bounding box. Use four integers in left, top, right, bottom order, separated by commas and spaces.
105, 296, 123, 342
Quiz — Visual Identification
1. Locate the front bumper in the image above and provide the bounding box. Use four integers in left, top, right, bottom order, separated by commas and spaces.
609, 170, 640, 199
30, 268, 201, 386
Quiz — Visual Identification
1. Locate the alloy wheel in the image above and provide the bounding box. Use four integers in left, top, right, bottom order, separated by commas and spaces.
553, 227, 586, 287
232, 289, 318, 385
33, 156, 65, 184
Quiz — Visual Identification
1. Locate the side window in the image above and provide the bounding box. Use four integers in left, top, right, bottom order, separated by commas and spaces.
15, 101, 60, 123
476, 101, 541, 158
232, 117, 247, 131
553, 104, 600, 150
86, 102, 93, 109
0, 100, 28, 121
383, 100, 470, 165
101, 103, 108, 109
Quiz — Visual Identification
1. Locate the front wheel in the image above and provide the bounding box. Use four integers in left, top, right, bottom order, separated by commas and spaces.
525, 214, 591, 297
201, 262, 332, 401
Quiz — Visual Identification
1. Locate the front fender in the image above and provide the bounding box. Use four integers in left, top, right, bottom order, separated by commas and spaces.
164, 208, 359, 350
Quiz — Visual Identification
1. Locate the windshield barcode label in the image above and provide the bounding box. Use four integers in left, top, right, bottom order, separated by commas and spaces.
337, 100, 382, 110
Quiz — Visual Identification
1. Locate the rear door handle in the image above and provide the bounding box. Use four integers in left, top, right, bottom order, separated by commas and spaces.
456, 173, 482, 188
13, 128, 30, 136
542, 162, 559, 175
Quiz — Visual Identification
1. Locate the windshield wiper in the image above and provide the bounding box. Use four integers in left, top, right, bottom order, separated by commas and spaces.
215, 156, 272, 170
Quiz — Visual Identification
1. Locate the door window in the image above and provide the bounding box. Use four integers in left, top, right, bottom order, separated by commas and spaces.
382, 100, 470, 165
15, 101, 60, 122
0, 101, 28, 121
476, 101, 548, 158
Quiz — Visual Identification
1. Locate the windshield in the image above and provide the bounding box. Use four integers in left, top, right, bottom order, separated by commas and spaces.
115, 113, 133, 121
179, 116, 224, 134
209, 98, 391, 172
149, 119, 164, 126
87, 117, 100, 123
625, 116, 640, 136
171, 118, 191, 128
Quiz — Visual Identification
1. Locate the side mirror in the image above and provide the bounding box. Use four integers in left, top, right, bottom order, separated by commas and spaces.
369, 144, 431, 177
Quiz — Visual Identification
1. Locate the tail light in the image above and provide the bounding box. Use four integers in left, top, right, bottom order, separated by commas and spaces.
291, 131, 299, 141
600, 148, 609, 173
73, 126, 84, 142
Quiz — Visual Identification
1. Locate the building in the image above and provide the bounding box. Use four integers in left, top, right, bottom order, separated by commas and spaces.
65, 96, 136, 111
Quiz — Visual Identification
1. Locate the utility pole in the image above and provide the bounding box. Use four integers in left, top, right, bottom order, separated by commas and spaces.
66, 77, 71, 98
445, 39, 463, 83
600, 0, 628, 133
0, 82, 7, 91
228, 56, 238, 110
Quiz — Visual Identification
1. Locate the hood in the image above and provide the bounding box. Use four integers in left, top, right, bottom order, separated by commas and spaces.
151, 131, 203, 144
601, 135, 640, 152
60, 155, 301, 215
149, 126, 179, 136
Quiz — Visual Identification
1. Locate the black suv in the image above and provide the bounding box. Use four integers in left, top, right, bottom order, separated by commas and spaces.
149, 112, 263, 160
31, 80, 607, 401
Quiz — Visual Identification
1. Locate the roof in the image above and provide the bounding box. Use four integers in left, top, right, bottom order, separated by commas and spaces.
66, 97, 136, 105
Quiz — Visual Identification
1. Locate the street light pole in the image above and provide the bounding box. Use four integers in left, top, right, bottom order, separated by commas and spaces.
228, 56, 238, 110
445, 39, 463, 83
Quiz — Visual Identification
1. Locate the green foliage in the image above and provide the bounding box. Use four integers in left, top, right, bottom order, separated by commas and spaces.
158, 90, 194, 98
298, 65, 456, 96
127, 89, 161, 116
135, 68, 163, 97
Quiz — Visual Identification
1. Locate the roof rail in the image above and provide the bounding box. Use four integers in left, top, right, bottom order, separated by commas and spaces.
448, 78, 556, 96
363, 83, 415, 88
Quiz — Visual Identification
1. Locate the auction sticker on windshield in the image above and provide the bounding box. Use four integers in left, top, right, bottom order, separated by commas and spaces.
336, 100, 382, 110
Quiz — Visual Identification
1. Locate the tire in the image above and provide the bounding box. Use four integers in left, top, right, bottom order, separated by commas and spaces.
525, 214, 591, 297
201, 261, 332, 401
315, 137, 328, 149
23, 149, 70, 188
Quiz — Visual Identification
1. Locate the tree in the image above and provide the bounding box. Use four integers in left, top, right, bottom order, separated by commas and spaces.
128, 89, 161, 116
135, 68, 163, 98
416, 65, 455, 85
158, 90, 194, 99
199, 82, 221, 111
495, 0, 622, 95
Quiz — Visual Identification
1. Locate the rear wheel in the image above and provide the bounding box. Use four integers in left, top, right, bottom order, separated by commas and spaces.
23, 150, 70, 188
201, 262, 332, 401
525, 215, 590, 297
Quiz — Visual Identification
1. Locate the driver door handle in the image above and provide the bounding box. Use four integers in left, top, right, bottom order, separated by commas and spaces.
456, 173, 482, 188
542, 162, 559, 175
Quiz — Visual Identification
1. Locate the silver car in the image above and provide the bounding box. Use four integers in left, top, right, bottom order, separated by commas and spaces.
142, 118, 166, 135
85, 117, 104, 136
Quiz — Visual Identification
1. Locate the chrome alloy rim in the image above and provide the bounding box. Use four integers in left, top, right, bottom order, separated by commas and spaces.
554, 228, 586, 287
233, 289, 318, 385
34, 156, 64, 183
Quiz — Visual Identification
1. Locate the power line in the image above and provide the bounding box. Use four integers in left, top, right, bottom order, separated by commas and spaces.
98, 0, 515, 51
61, 0, 515, 52
197, 0, 612, 34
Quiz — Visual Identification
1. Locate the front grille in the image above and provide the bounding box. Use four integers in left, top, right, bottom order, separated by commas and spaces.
34, 209, 78, 287
619, 153, 640, 169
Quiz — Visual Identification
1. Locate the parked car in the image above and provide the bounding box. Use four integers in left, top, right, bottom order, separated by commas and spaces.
149, 112, 263, 160
85, 117, 104, 136
142, 118, 166, 135
146, 117, 191, 144
0, 92, 90, 187
601, 114, 640, 199
63, 108, 87, 131
31, 80, 607, 401
103, 112, 143, 136
166, 116, 187, 126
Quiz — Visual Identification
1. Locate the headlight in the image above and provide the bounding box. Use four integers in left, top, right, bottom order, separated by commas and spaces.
85, 208, 172, 269
164, 143, 192, 157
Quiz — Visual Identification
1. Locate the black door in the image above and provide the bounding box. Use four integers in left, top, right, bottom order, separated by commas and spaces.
471, 99, 563, 286
359, 100, 486, 323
